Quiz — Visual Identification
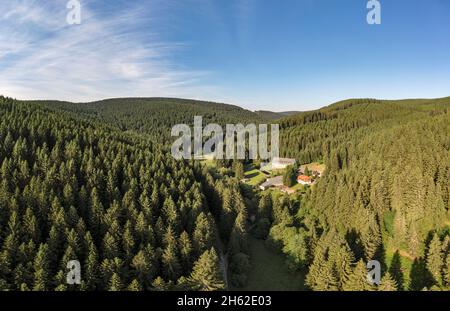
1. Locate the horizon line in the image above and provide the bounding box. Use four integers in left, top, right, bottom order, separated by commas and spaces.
2, 94, 450, 114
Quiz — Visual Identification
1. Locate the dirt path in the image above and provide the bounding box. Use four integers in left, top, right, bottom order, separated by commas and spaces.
219, 251, 229, 289
215, 229, 229, 289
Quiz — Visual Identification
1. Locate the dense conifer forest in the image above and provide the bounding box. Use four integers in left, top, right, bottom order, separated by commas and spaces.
0, 96, 248, 290
274, 97, 450, 290
0, 95, 449, 291
27, 98, 266, 142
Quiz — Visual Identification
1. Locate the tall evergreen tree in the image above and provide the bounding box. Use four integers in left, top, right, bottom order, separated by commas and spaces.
342, 260, 374, 291
426, 234, 444, 286
108, 272, 123, 291
161, 243, 182, 282
178, 231, 193, 274
32, 244, 50, 291
193, 212, 216, 256
188, 248, 225, 291
306, 251, 339, 291
378, 272, 398, 291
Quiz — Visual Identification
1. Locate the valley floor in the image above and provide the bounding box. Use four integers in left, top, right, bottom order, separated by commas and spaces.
234, 236, 306, 291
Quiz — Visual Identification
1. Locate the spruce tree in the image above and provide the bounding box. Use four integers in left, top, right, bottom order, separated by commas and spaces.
131, 249, 153, 286
103, 232, 120, 260
193, 212, 216, 256
32, 244, 50, 291
84, 233, 99, 290
127, 279, 142, 291
108, 272, 123, 291
228, 212, 249, 256
161, 243, 181, 282
151, 276, 171, 291
378, 272, 398, 291
305, 250, 339, 291
188, 248, 225, 291
178, 231, 193, 273
283, 165, 297, 187
219, 189, 235, 240
342, 260, 374, 291
122, 221, 136, 261
426, 234, 444, 286
444, 252, 450, 287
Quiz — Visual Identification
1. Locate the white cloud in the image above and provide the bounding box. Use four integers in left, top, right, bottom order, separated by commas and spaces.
0, 0, 218, 102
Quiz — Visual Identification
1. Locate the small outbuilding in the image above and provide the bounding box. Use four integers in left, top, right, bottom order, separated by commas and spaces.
297, 175, 313, 185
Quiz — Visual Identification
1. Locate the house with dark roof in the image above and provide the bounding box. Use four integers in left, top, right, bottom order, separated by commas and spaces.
259, 176, 284, 190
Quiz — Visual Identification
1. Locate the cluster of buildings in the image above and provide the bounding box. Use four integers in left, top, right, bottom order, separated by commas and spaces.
258, 157, 322, 192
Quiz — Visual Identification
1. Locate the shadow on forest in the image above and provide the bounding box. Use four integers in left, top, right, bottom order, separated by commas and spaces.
389, 251, 404, 290
345, 229, 365, 261
408, 230, 438, 290
409, 258, 434, 290
245, 172, 260, 179
374, 242, 388, 276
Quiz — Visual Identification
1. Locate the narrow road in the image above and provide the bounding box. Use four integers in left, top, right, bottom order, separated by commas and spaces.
219, 251, 229, 289
215, 229, 229, 289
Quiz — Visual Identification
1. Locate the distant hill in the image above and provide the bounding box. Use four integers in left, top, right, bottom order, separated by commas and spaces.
255, 110, 301, 120
26, 97, 268, 139
279, 97, 450, 162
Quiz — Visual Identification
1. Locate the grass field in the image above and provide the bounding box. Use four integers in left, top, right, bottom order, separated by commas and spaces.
300, 162, 326, 174
244, 164, 267, 186
384, 248, 414, 289
199, 159, 216, 168
236, 236, 305, 291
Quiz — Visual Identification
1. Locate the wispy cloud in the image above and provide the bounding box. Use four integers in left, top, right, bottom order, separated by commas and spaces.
233, 0, 255, 44
0, 0, 217, 102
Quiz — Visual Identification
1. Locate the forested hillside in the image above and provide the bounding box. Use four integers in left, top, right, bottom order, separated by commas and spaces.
1, 95, 450, 291
0, 96, 253, 291
267, 97, 450, 290
27, 98, 266, 142
279, 97, 450, 163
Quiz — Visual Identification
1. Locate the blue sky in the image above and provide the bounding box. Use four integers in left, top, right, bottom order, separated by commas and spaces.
1, 0, 450, 111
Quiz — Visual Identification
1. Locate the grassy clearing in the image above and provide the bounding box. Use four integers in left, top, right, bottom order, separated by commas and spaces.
200, 159, 216, 168
236, 236, 305, 291
300, 162, 326, 174
385, 248, 414, 289
244, 164, 267, 186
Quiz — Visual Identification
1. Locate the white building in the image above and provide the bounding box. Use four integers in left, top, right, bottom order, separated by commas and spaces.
271, 157, 296, 170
